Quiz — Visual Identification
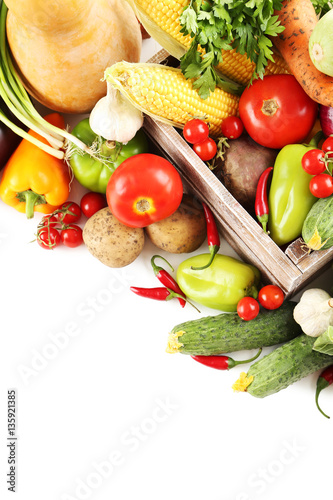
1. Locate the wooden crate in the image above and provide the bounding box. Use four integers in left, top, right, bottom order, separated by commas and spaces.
142, 50, 333, 298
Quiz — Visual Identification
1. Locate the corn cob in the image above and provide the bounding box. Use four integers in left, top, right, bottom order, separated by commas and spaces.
104, 62, 239, 137
127, 0, 289, 86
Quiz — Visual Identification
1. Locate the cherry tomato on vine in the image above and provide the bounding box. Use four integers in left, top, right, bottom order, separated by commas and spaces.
57, 201, 82, 224
106, 153, 183, 228
258, 285, 284, 310
60, 225, 83, 248
309, 174, 333, 198
221, 116, 244, 139
238, 74, 318, 149
41, 214, 60, 228
80, 192, 107, 218
37, 227, 61, 250
193, 137, 217, 162
183, 119, 209, 144
301, 149, 326, 175
322, 136, 333, 153
237, 297, 260, 321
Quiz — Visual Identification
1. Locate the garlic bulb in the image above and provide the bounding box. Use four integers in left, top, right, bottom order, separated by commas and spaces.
89, 82, 143, 143
293, 288, 333, 337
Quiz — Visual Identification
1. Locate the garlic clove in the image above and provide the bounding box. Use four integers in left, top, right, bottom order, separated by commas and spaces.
89, 82, 143, 143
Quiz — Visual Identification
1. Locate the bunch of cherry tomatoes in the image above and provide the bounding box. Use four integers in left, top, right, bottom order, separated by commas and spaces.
182, 116, 244, 161
236, 285, 285, 321
36, 192, 107, 250
301, 136, 333, 198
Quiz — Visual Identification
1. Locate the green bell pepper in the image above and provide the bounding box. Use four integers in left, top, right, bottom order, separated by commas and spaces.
268, 138, 319, 247
176, 254, 260, 312
69, 118, 149, 193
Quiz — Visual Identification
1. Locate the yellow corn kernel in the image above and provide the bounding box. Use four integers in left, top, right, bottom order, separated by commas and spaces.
105, 62, 239, 137
134, 0, 289, 85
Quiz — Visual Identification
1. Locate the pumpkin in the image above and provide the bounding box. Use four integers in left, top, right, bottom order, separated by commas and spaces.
5, 0, 142, 113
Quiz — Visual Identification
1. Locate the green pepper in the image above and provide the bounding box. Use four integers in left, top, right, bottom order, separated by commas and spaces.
69, 118, 149, 193
268, 136, 320, 247
176, 254, 260, 312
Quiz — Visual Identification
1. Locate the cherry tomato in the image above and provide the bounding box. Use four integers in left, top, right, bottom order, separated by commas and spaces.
193, 137, 217, 162
106, 153, 183, 228
322, 136, 333, 152
37, 227, 61, 250
238, 74, 318, 149
60, 225, 83, 248
56, 201, 82, 224
41, 214, 60, 228
309, 174, 333, 198
237, 297, 260, 321
301, 149, 326, 175
221, 116, 244, 139
80, 192, 107, 218
258, 285, 284, 310
183, 119, 209, 144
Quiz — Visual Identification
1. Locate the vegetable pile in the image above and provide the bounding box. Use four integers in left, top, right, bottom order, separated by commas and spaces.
1, 0, 333, 415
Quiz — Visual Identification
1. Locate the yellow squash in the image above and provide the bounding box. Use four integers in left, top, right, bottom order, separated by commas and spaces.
5, 0, 142, 113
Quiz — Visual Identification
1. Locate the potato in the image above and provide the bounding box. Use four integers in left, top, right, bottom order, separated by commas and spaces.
213, 134, 279, 213
83, 207, 144, 268
145, 193, 206, 253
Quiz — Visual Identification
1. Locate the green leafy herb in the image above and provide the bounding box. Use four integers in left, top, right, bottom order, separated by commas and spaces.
311, 0, 333, 17
313, 326, 333, 355
179, 0, 285, 99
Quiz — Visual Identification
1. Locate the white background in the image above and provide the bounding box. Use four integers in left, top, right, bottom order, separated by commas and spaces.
1, 37, 333, 500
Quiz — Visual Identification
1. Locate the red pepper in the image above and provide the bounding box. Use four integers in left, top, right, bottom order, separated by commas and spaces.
151, 255, 186, 308
191, 201, 220, 270
191, 348, 262, 370
315, 365, 333, 419
130, 286, 200, 311
255, 166, 273, 233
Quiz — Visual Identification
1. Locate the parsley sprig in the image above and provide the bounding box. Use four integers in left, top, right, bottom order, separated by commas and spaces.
311, 0, 333, 17
179, 0, 285, 99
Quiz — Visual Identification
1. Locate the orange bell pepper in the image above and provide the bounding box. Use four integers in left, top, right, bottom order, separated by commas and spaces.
0, 113, 70, 219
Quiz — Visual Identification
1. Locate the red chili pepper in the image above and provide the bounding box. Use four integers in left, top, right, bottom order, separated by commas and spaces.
130, 286, 200, 311
255, 166, 273, 233
191, 201, 220, 270
151, 255, 186, 308
191, 348, 262, 370
315, 365, 333, 419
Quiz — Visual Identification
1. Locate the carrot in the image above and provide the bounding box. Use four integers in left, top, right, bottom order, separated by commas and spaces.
273, 0, 333, 107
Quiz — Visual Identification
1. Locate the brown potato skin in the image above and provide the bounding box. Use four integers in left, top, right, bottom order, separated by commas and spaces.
145, 194, 206, 254
213, 135, 279, 214
83, 208, 144, 268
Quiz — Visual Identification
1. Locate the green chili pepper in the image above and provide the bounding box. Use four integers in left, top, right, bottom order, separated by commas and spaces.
268, 133, 323, 247
176, 254, 260, 312
69, 118, 149, 193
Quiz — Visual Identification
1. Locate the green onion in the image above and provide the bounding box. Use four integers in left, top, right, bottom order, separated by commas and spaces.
0, 0, 92, 159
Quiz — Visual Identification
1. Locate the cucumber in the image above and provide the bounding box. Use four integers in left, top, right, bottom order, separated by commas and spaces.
166, 301, 302, 355
302, 195, 333, 250
245, 335, 333, 398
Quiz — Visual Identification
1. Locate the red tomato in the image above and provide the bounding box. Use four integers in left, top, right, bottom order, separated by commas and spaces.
80, 192, 107, 218
57, 202, 82, 224
61, 225, 83, 248
237, 297, 260, 321
238, 75, 318, 149
106, 153, 183, 228
221, 116, 244, 139
258, 285, 284, 310
301, 149, 326, 175
309, 174, 333, 198
41, 214, 61, 228
193, 137, 217, 162
183, 119, 209, 144
322, 136, 333, 152
37, 227, 61, 250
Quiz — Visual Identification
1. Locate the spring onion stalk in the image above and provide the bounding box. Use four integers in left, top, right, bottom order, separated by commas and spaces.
0, 0, 92, 159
